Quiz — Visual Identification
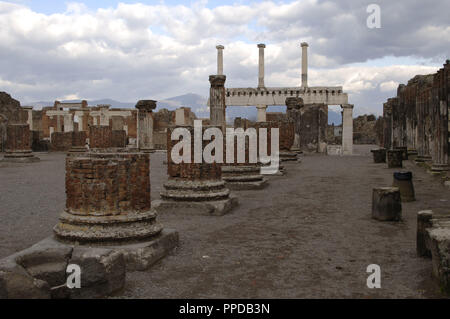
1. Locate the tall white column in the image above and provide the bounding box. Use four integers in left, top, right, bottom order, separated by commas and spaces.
216, 45, 224, 75
301, 42, 308, 88
63, 114, 74, 132
257, 43, 265, 88
256, 105, 267, 122
341, 104, 353, 155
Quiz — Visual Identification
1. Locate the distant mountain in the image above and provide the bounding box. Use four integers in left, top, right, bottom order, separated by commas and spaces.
29, 93, 343, 125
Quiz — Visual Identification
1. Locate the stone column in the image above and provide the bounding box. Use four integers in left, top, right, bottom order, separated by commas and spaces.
23, 107, 33, 130
53, 152, 178, 272
286, 97, 302, 152
153, 125, 238, 216
256, 105, 267, 122
341, 104, 353, 155
257, 43, 265, 88
216, 45, 224, 75
209, 75, 226, 131
136, 100, 156, 153
2, 124, 39, 162
301, 42, 308, 88
431, 99, 449, 172
63, 114, 74, 132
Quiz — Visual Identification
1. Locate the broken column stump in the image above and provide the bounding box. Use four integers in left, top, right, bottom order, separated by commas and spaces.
371, 148, 386, 163
428, 227, 450, 293
394, 146, 408, 160
221, 130, 268, 190
387, 149, 403, 168
371, 187, 402, 221
417, 210, 434, 257
392, 171, 415, 202
2, 124, 39, 163
67, 131, 87, 156
153, 125, 238, 216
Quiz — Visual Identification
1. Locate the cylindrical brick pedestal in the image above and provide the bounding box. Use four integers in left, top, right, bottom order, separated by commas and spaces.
221, 132, 267, 190
372, 187, 402, 221
394, 146, 408, 160
154, 125, 238, 215
54, 152, 162, 243
89, 125, 112, 149
387, 149, 403, 168
371, 148, 386, 163
2, 124, 39, 162
392, 171, 415, 202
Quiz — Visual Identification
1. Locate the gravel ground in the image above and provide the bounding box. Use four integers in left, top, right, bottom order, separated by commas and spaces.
1, 145, 449, 298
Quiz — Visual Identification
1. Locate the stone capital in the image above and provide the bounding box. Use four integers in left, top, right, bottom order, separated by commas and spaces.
209, 75, 226, 87
135, 100, 157, 112
301, 42, 309, 47
257, 43, 266, 48
341, 104, 354, 110
216, 45, 224, 50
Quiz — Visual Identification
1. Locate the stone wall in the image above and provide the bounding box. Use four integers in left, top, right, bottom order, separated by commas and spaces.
353, 114, 378, 144
50, 132, 73, 151
89, 126, 112, 149
378, 60, 449, 171
111, 130, 126, 148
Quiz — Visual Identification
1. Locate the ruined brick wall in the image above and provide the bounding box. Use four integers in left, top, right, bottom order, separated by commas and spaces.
353, 114, 377, 144
153, 131, 167, 150
89, 125, 112, 148
0, 92, 27, 125
266, 112, 287, 122
41, 107, 57, 138
65, 152, 150, 215
111, 130, 126, 148
51, 132, 73, 151
5, 124, 31, 152
166, 126, 221, 180
31, 130, 49, 152
72, 131, 87, 147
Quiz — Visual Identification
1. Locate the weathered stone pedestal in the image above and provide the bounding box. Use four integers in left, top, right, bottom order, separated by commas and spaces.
279, 150, 299, 162
371, 148, 386, 163
2, 124, 39, 163
371, 187, 402, 221
415, 209, 450, 292
387, 149, 403, 168
222, 165, 267, 190
153, 126, 238, 216
430, 163, 449, 173
394, 146, 408, 160
407, 149, 418, 160
415, 155, 432, 163
392, 171, 415, 202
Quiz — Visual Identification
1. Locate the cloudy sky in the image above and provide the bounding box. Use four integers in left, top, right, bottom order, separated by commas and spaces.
0, 0, 448, 116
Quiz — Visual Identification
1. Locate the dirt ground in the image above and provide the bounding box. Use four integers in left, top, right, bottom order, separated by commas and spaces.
1, 145, 449, 298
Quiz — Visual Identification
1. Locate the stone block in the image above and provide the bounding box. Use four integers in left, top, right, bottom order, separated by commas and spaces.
371, 187, 402, 221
